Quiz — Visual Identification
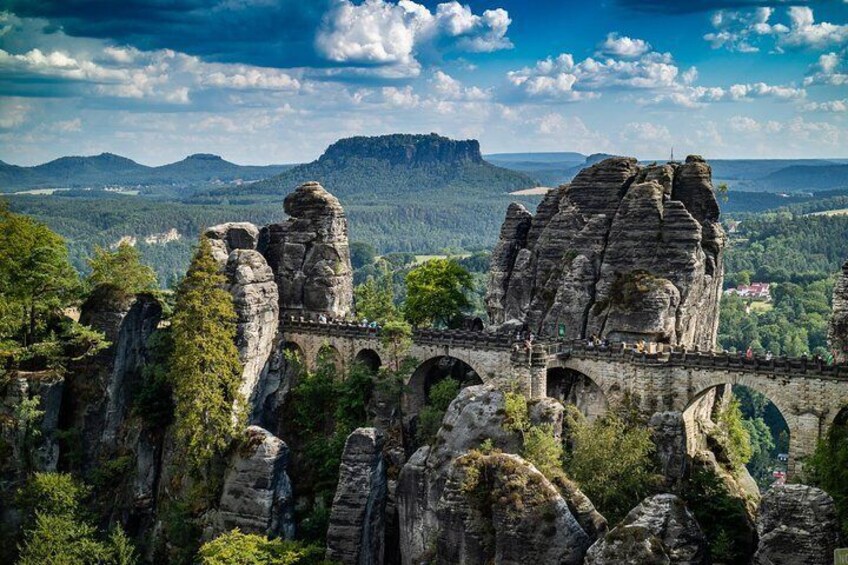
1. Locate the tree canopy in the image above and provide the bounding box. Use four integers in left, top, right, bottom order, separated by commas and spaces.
404, 258, 473, 328
87, 242, 157, 296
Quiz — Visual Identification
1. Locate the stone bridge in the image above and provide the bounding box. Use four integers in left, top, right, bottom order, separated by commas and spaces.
281, 319, 848, 475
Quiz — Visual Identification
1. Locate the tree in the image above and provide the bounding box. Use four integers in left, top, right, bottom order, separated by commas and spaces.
380, 320, 413, 373
804, 420, 848, 539
170, 237, 244, 474
716, 397, 753, 471
416, 378, 460, 445
87, 242, 157, 296
0, 207, 80, 347
349, 242, 376, 270
355, 266, 397, 323
198, 529, 326, 565
404, 258, 473, 328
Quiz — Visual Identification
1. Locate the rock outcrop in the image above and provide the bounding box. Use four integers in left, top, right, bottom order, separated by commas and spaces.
753, 484, 841, 565
205, 222, 260, 264
225, 250, 279, 407
585, 494, 707, 565
263, 181, 354, 319
397, 385, 601, 564
649, 411, 689, 490
214, 426, 294, 539
437, 452, 590, 565
830, 260, 848, 362
486, 156, 725, 349
326, 428, 388, 565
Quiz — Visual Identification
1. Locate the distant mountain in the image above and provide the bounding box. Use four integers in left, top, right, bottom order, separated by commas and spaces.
759, 164, 848, 191
0, 152, 294, 191
207, 133, 538, 202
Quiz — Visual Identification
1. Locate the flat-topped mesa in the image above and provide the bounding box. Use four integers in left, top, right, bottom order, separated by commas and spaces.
486, 155, 726, 350
263, 181, 354, 320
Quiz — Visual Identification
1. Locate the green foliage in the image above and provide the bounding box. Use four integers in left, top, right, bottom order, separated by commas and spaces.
522, 424, 564, 480
16, 472, 87, 523
715, 397, 753, 472
503, 391, 530, 434
803, 419, 848, 538
404, 258, 473, 328
198, 529, 329, 565
170, 237, 244, 474
428, 378, 461, 412
17, 512, 108, 565
354, 267, 398, 324
11, 394, 45, 475
379, 319, 413, 372
415, 378, 461, 446
87, 242, 158, 296
349, 242, 376, 270
683, 468, 753, 564
132, 329, 174, 427
741, 417, 776, 487
106, 526, 138, 565
563, 412, 658, 524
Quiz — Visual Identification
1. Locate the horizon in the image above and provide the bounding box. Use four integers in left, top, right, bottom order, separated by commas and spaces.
0, 1, 846, 165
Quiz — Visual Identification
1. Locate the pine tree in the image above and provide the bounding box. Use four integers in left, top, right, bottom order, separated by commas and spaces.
87, 242, 157, 296
170, 237, 243, 474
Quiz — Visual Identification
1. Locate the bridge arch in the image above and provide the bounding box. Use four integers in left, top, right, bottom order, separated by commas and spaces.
354, 348, 382, 374
404, 355, 484, 416
546, 367, 609, 421
316, 343, 344, 377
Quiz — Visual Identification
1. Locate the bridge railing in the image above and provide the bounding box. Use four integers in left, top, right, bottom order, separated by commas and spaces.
553, 339, 848, 379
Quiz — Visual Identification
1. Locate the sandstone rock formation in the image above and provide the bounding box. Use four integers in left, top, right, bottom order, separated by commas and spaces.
397, 385, 601, 564
830, 260, 848, 362
326, 428, 388, 565
225, 249, 279, 407
585, 494, 707, 565
437, 452, 590, 565
486, 156, 725, 349
263, 181, 354, 319
205, 222, 260, 264
214, 426, 294, 539
649, 411, 688, 490
753, 484, 841, 565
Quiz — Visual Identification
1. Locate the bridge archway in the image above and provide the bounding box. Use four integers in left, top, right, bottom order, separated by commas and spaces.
546, 367, 608, 421
683, 382, 792, 482
317, 343, 344, 377
280, 341, 307, 385
354, 348, 382, 374
405, 356, 484, 416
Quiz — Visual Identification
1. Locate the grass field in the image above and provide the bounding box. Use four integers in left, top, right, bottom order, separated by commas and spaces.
748, 301, 774, 314
808, 208, 848, 217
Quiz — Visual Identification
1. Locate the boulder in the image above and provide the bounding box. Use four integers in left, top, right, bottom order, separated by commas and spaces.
436, 452, 591, 565
214, 426, 294, 539
485, 156, 725, 349
326, 428, 388, 565
262, 182, 354, 319
585, 494, 707, 565
753, 484, 841, 565
225, 250, 279, 410
205, 222, 260, 264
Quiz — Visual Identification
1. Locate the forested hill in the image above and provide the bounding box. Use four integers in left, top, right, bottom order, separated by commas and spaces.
195, 133, 539, 203
0, 152, 293, 191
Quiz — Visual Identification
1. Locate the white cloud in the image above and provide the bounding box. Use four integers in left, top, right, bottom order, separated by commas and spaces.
802, 99, 848, 113
53, 118, 82, 132
381, 85, 421, 108
431, 70, 489, 100
0, 101, 30, 129
598, 33, 651, 58
804, 52, 848, 86
728, 115, 841, 147
315, 0, 512, 75
621, 121, 671, 143
705, 7, 848, 52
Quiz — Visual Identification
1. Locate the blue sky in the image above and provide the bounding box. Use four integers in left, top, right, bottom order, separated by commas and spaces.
0, 0, 845, 165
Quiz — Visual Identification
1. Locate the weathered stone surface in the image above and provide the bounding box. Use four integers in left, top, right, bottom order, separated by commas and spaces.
753, 484, 841, 565
215, 426, 294, 539
585, 494, 707, 565
830, 260, 848, 362
326, 428, 388, 565
263, 182, 353, 319
205, 222, 260, 264
437, 452, 590, 565
396, 385, 597, 564
649, 411, 688, 490
225, 249, 279, 409
486, 156, 725, 349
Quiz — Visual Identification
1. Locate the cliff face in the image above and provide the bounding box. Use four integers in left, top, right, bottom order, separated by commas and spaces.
486, 155, 726, 350
829, 260, 848, 362
319, 133, 483, 167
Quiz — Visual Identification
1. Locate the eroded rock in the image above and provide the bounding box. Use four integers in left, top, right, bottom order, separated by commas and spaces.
753, 484, 841, 565
486, 156, 725, 349
585, 494, 707, 565
326, 427, 388, 565
649, 411, 688, 490
830, 260, 848, 362
205, 222, 260, 264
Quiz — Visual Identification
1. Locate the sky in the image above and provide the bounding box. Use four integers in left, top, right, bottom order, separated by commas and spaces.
0, 0, 846, 165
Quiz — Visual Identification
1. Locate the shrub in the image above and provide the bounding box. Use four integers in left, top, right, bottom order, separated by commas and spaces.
198, 529, 328, 565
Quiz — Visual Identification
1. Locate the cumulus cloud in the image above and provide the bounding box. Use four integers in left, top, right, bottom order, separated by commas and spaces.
315, 0, 512, 75
597, 33, 652, 58
705, 6, 848, 52
381, 85, 421, 108
802, 98, 848, 113
804, 51, 848, 86
0, 100, 30, 129
507, 41, 804, 107
431, 70, 490, 100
